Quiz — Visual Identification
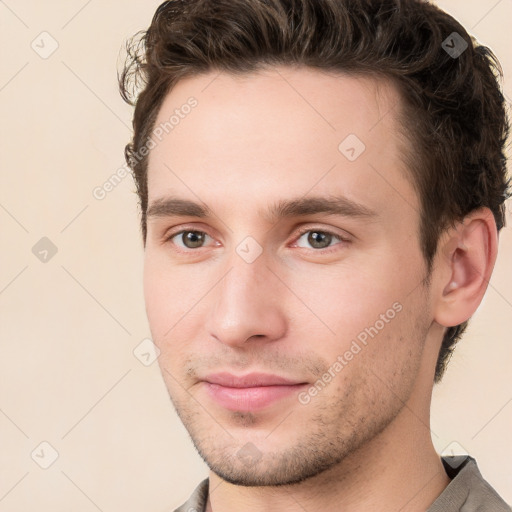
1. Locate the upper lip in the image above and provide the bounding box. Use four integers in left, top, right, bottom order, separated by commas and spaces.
203, 372, 306, 388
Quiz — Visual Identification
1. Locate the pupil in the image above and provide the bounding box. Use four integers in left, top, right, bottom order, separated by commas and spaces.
309, 231, 331, 249
184, 231, 204, 248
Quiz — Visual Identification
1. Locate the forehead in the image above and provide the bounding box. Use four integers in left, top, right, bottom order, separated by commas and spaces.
146, 66, 416, 222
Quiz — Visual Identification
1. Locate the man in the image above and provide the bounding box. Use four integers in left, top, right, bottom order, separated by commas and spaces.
119, 0, 511, 510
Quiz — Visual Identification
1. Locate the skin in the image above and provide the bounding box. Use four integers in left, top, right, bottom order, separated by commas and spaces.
143, 66, 497, 511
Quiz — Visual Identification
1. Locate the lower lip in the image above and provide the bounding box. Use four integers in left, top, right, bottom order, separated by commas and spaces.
203, 382, 307, 412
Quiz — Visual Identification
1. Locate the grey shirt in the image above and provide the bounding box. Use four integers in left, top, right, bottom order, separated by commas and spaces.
174, 456, 511, 511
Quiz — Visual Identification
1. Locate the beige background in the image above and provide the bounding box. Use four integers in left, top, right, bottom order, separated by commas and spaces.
0, 0, 510, 510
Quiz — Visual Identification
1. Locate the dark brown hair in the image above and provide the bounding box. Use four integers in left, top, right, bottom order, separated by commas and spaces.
119, 0, 510, 382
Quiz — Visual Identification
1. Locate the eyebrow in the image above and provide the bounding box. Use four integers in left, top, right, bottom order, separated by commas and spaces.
147, 197, 210, 219
266, 195, 377, 222
146, 195, 378, 223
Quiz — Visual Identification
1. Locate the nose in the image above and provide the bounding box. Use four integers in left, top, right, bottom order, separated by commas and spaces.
204, 255, 288, 348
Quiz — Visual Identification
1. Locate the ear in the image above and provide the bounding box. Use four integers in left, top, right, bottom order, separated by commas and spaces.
433, 207, 499, 328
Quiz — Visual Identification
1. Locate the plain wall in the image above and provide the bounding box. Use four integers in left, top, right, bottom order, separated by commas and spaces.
0, 1, 510, 510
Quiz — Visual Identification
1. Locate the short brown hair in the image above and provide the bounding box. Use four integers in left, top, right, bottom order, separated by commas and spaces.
118, 0, 510, 382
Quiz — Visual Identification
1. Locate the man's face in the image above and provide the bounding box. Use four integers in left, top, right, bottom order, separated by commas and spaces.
144, 67, 434, 485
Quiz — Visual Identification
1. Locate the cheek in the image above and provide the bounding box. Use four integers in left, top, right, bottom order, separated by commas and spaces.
143, 254, 190, 342
143, 258, 169, 335
324, 307, 423, 411
281, 259, 423, 390
143, 263, 191, 382
143, 254, 214, 360
283, 261, 406, 342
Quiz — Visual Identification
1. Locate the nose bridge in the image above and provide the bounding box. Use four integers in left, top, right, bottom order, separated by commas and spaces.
206, 249, 287, 346
217, 251, 272, 320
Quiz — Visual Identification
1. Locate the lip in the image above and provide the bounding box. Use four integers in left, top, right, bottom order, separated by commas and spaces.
201, 372, 308, 412
203, 372, 305, 388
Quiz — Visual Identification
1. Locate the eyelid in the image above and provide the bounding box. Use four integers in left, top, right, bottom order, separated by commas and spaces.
163, 223, 351, 252
289, 225, 351, 251
164, 227, 217, 249
292, 224, 351, 241
163, 223, 215, 241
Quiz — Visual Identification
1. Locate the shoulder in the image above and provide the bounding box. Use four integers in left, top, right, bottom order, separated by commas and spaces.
428, 456, 511, 512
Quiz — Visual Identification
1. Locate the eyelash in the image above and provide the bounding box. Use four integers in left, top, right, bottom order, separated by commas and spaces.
292, 226, 350, 252
164, 225, 350, 254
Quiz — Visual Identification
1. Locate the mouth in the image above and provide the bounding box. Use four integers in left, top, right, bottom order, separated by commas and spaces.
201, 372, 309, 412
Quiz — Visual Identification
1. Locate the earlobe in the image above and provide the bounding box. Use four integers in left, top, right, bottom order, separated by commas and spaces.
433, 208, 498, 327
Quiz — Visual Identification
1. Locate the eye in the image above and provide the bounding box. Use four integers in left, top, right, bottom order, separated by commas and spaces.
294, 229, 348, 250
167, 230, 214, 249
